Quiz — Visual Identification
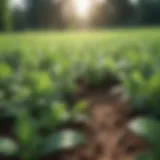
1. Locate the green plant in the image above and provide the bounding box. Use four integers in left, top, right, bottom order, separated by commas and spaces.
0, 29, 160, 159
129, 117, 160, 160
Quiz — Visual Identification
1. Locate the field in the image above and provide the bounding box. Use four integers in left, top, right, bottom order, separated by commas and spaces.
0, 28, 160, 160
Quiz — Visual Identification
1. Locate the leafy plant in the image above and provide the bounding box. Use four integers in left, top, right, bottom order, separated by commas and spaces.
0, 138, 18, 157
41, 129, 86, 156
0, 29, 160, 160
129, 117, 160, 160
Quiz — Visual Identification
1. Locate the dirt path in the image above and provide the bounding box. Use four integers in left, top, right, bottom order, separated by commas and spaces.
45, 80, 147, 160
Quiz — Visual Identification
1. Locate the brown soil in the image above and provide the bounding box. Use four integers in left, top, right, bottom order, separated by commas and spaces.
44, 80, 148, 160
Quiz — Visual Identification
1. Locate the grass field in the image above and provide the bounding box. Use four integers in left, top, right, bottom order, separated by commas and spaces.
1, 28, 160, 50
0, 28, 160, 159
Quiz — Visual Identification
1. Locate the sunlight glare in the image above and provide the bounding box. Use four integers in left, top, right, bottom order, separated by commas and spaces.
130, 0, 139, 5
74, 0, 91, 18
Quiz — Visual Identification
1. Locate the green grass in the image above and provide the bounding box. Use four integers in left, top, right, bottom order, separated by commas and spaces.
0, 28, 160, 159
1, 28, 160, 50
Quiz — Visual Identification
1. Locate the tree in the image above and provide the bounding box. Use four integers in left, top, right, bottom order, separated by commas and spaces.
26, 0, 65, 29
89, 0, 135, 27
0, 0, 12, 31
106, 0, 134, 26
27, 0, 42, 28
39, 0, 65, 29
137, 0, 160, 25
12, 7, 27, 31
90, 0, 109, 28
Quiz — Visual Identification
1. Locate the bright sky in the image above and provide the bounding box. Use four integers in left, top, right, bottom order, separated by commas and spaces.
130, 0, 139, 5
11, 0, 25, 8
74, 0, 91, 18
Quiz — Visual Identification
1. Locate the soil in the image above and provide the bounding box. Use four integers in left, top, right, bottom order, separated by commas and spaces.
44, 79, 148, 160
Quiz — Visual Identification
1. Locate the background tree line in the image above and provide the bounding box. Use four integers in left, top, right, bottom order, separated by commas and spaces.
1, 0, 160, 31
0, 0, 12, 31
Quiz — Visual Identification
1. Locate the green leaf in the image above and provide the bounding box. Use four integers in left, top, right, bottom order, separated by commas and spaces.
128, 117, 160, 145
51, 102, 70, 127
72, 100, 88, 115
0, 63, 12, 79
36, 72, 52, 92
41, 130, 87, 155
132, 71, 143, 84
0, 138, 19, 156
27, 72, 53, 93
14, 111, 37, 144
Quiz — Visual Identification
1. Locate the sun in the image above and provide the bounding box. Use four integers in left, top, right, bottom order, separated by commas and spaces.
73, 0, 91, 19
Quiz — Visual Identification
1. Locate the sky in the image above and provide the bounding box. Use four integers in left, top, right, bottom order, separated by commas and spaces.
11, 0, 25, 8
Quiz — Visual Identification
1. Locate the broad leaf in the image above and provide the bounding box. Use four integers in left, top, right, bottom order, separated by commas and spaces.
0, 138, 19, 156
51, 102, 70, 127
41, 129, 87, 155
128, 117, 160, 145
129, 117, 160, 160
14, 111, 37, 144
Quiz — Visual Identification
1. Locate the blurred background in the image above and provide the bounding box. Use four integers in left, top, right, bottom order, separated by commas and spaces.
0, 0, 160, 31
1, 1, 160, 160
